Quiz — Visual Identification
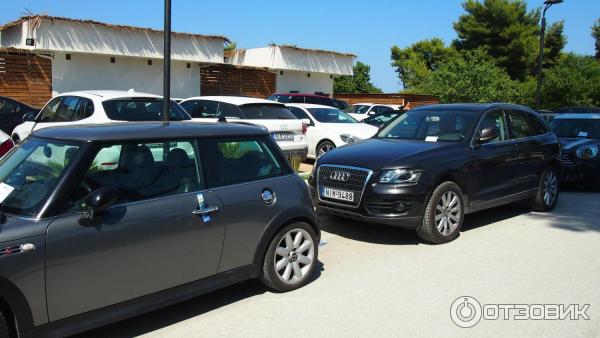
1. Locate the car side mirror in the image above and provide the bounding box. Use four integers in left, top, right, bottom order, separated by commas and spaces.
81, 187, 118, 220
478, 126, 499, 144
300, 118, 311, 126
23, 112, 36, 122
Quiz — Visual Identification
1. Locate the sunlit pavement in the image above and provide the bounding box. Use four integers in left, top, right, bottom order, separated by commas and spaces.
75, 191, 600, 338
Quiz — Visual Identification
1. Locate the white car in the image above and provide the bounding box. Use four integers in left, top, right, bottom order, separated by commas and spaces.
179, 96, 308, 167
11, 90, 190, 143
0, 129, 14, 158
347, 103, 402, 121
286, 103, 379, 159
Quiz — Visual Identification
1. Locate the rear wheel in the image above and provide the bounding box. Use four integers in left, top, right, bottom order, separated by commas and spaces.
260, 222, 318, 292
417, 181, 464, 244
316, 141, 335, 158
531, 166, 559, 211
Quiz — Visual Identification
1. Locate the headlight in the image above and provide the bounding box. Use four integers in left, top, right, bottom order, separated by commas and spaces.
379, 169, 422, 184
576, 144, 599, 160
340, 134, 361, 144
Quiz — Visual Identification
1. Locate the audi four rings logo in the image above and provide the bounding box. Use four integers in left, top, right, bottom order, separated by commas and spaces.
330, 171, 351, 182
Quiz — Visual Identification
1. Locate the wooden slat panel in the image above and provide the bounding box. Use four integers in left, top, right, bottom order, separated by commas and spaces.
333, 93, 439, 108
201, 65, 275, 98
0, 48, 52, 107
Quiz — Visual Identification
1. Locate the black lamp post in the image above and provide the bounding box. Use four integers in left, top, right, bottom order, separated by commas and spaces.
162, 0, 172, 122
535, 0, 563, 110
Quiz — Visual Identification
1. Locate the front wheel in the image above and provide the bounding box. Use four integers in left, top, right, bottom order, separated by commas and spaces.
260, 222, 318, 292
417, 181, 465, 244
316, 141, 335, 158
531, 166, 559, 211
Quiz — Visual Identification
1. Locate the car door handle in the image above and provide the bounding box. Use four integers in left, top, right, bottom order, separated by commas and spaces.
192, 206, 219, 215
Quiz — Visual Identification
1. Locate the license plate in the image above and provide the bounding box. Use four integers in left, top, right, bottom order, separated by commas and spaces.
321, 187, 354, 202
272, 133, 295, 142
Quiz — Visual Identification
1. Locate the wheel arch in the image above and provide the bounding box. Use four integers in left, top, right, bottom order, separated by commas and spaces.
433, 170, 469, 205
0, 276, 35, 333
316, 139, 336, 154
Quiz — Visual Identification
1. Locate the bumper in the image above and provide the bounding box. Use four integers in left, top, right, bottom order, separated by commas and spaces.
561, 160, 599, 183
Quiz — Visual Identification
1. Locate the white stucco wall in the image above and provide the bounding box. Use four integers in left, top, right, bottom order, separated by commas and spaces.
51, 52, 200, 98
276, 70, 333, 95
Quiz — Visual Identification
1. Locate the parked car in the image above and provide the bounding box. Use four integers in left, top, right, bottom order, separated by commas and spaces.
0, 96, 39, 134
267, 93, 349, 110
549, 113, 600, 189
0, 121, 319, 338
346, 103, 402, 121
554, 106, 600, 114
11, 90, 190, 144
0, 129, 14, 158
362, 110, 405, 128
309, 103, 561, 244
179, 96, 308, 167
286, 103, 379, 159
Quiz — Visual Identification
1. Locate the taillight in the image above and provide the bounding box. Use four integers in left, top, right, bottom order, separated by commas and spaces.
302, 123, 308, 135
0, 139, 14, 158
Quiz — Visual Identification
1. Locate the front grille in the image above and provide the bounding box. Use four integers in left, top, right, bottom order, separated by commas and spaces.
561, 153, 575, 165
317, 165, 372, 207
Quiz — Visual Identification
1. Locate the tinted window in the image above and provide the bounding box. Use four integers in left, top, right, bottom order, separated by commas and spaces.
507, 110, 535, 139
103, 99, 190, 121
218, 102, 243, 119
477, 110, 509, 143
377, 106, 394, 113
308, 108, 357, 123
289, 107, 310, 120
55, 96, 94, 122
3, 99, 21, 113
290, 96, 305, 103
180, 100, 219, 118
349, 105, 370, 114
378, 110, 477, 142
239, 104, 295, 120
202, 138, 288, 187
549, 119, 600, 139
38, 97, 63, 122
67, 140, 203, 210
305, 96, 331, 106
332, 99, 349, 111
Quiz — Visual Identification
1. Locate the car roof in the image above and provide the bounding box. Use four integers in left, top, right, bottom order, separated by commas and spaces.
353, 103, 374, 106
32, 121, 269, 142
410, 103, 535, 113
286, 103, 338, 110
271, 93, 330, 98
554, 113, 600, 120
183, 96, 283, 106
56, 90, 161, 101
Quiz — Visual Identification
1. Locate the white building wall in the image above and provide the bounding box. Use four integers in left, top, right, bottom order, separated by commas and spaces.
51, 52, 200, 98
276, 70, 333, 95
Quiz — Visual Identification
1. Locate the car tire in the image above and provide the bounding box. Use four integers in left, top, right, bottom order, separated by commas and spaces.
316, 141, 335, 158
0, 309, 10, 338
260, 222, 318, 292
531, 166, 559, 212
11, 135, 19, 145
417, 181, 464, 244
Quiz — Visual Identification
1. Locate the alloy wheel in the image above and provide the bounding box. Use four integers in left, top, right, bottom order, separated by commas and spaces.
317, 143, 334, 157
435, 191, 462, 236
274, 228, 315, 285
543, 170, 558, 206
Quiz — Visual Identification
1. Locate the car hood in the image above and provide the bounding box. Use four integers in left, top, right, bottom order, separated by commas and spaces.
317, 138, 462, 170
560, 138, 599, 151
321, 123, 378, 139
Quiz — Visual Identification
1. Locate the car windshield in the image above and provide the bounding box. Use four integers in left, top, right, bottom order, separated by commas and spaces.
549, 118, 600, 139
348, 105, 370, 114
377, 110, 477, 142
102, 98, 190, 121
0, 138, 81, 216
240, 104, 296, 119
307, 108, 357, 123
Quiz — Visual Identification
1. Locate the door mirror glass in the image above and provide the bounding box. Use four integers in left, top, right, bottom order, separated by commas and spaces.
81, 187, 117, 220
23, 112, 36, 122
479, 126, 499, 144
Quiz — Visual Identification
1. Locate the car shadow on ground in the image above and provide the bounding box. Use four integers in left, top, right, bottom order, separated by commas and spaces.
527, 189, 600, 232
71, 261, 325, 338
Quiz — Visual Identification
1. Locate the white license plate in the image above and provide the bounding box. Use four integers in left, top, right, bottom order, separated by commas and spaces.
272, 133, 295, 142
322, 187, 354, 202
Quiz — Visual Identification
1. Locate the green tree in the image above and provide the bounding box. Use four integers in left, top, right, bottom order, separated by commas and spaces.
391, 38, 458, 89
592, 19, 600, 59
453, 0, 540, 81
541, 54, 600, 109
421, 49, 521, 103
224, 42, 237, 52
334, 61, 382, 94
544, 21, 566, 68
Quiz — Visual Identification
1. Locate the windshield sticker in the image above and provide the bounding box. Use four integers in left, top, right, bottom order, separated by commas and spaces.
0, 182, 15, 203
425, 136, 439, 142
578, 131, 589, 137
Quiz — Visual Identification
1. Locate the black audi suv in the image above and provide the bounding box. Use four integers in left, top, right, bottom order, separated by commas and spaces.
309, 103, 561, 244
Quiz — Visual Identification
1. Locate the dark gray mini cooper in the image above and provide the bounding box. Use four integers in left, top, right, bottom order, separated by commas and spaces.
0, 122, 319, 338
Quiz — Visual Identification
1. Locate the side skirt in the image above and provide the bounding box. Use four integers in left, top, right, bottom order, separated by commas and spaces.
465, 189, 537, 214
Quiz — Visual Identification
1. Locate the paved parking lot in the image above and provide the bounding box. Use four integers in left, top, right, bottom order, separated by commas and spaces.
77, 191, 600, 338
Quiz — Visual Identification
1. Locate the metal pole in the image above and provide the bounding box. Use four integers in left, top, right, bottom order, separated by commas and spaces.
162, 0, 171, 122
535, 5, 549, 110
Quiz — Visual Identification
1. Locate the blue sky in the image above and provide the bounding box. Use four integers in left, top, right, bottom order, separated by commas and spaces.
1, 0, 598, 92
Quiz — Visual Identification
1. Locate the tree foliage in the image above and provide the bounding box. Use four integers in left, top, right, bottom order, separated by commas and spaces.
453, 0, 540, 81
544, 21, 566, 68
334, 61, 382, 94
593, 18, 600, 59
541, 54, 600, 109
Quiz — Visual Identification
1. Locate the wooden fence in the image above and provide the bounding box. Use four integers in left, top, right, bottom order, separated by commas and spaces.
0, 48, 52, 107
334, 93, 439, 108
201, 65, 275, 98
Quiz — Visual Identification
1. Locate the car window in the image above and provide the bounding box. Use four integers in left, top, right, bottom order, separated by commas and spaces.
549, 118, 600, 139
350, 105, 370, 114
38, 97, 63, 122
200, 137, 289, 187
102, 98, 190, 121
289, 107, 311, 120
218, 102, 243, 119
55, 96, 94, 122
477, 110, 509, 143
267, 95, 291, 103
290, 96, 305, 103
66, 140, 203, 210
378, 106, 394, 113
305, 96, 331, 106
526, 112, 548, 135
239, 104, 295, 120
378, 110, 477, 142
3, 99, 20, 113
0, 99, 4, 112
180, 100, 219, 118
507, 110, 536, 139
308, 108, 357, 123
